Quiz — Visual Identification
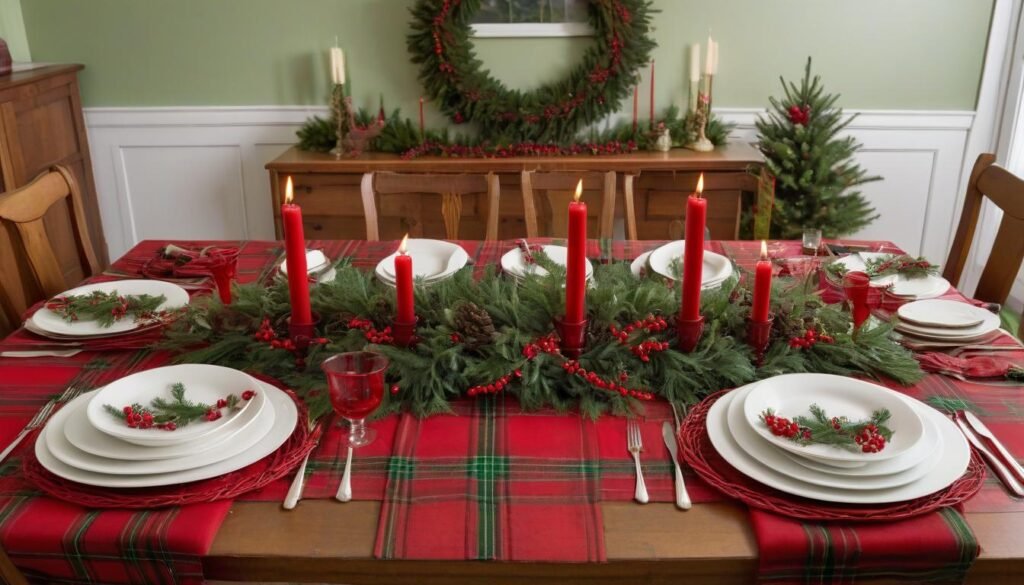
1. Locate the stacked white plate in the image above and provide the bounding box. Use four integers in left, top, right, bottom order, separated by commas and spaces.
705, 373, 970, 503
893, 299, 1002, 344
27, 280, 190, 340
500, 245, 594, 283
829, 253, 951, 299
34, 364, 298, 488
374, 239, 469, 286
630, 241, 734, 290
278, 249, 337, 284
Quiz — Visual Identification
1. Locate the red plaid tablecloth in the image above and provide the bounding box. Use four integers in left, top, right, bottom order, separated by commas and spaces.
0, 238, 1021, 584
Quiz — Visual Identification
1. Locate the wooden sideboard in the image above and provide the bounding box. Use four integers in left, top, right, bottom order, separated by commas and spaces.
0, 64, 106, 330
266, 144, 764, 241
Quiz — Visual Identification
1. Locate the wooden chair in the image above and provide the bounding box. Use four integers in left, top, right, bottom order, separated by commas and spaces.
521, 171, 617, 239
944, 153, 1024, 337
0, 166, 100, 325
359, 172, 500, 241
0, 544, 28, 585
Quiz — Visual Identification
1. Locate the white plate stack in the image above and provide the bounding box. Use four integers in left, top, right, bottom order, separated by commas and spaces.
374, 239, 470, 286
278, 249, 337, 284
500, 245, 594, 284
629, 241, 734, 290
893, 299, 1002, 344
34, 364, 298, 488
26, 280, 190, 340
704, 373, 970, 504
829, 253, 951, 299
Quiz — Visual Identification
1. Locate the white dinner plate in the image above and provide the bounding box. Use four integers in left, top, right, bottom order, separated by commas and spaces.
829, 253, 949, 299
726, 382, 941, 489
30, 280, 189, 337
631, 251, 729, 290
35, 381, 298, 488
86, 364, 264, 447
47, 382, 275, 474
897, 299, 986, 329
501, 245, 594, 280
894, 309, 1000, 341
376, 239, 469, 281
647, 241, 733, 285
64, 385, 265, 461
706, 387, 970, 504
742, 374, 925, 465
279, 249, 329, 276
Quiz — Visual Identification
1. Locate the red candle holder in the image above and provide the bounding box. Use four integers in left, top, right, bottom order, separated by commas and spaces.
746, 314, 775, 365
676, 315, 705, 353
842, 271, 872, 332
392, 317, 418, 347
287, 312, 321, 370
555, 316, 589, 359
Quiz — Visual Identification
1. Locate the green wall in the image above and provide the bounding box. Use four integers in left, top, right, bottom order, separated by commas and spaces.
20, 0, 992, 121
0, 0, 30, 61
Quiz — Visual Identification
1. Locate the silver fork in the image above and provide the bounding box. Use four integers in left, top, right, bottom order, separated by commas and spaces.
0, 384, 82, 463
626, 419, 649, 504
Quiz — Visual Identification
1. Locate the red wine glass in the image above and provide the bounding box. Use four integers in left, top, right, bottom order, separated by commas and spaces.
322, 351, 389, 448
842, 271, 872, 331
207, 252, 239, 305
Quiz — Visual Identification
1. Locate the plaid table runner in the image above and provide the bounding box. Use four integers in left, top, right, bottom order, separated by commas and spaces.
0, 238, 1021, 583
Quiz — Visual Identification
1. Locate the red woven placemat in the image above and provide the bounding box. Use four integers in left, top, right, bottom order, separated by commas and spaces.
680, 390, 985, 521
23, 389, 316, 509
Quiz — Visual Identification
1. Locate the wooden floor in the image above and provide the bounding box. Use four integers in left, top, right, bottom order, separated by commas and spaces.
203, 501, 1024, 584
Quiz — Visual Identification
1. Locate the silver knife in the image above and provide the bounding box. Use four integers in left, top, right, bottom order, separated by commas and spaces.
962, 410, 1024, 484
953, 414, 1024, 497
661, 422, 691, 510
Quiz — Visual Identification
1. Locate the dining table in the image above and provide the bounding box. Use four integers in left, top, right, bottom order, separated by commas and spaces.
1, 237, 1023, 585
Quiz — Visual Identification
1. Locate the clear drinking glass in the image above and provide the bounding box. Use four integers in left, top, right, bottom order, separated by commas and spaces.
802, 228, 823, 255
322, 352, 389, 448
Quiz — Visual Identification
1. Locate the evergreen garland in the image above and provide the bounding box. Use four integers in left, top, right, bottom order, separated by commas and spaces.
163, 260, 923, 420
753, 58, 882, 239
46, 291, 166, 327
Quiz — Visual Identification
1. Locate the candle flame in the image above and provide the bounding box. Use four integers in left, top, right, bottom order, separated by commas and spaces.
574, 179, 583, 202
760, 240, 768, 260
399, 234, 409, 254
695, 173, 704, 198
284, 176, 294, 205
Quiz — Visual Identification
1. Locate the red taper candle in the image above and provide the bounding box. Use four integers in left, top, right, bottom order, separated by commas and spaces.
281, 176, 313, 326
394, 235, 415, 323
680, 173, 707, 322
752, 240, 773, 322
565, 180, 587, 323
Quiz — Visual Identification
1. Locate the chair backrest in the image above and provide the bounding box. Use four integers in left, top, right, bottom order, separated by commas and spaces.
521, 170, 616, 239
360, 172, 500, 241
0, 166, 100, 300
944, 154, 1024, 305
0, 544, 28, 585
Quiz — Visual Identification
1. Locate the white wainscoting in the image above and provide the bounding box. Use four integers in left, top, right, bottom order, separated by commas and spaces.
85, 106, 974, 262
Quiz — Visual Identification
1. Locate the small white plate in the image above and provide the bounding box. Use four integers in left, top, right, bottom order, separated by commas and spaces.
895, 308, 1000, 340
30, 280, 189, 337
279, 249, 329, 275
742, 374, 925, 465
47, 383, 275, 474
830, 253, 948, 299
86, 364, 263, 447
500, 245, 594, 279
647, 241, 733, 284
706, 387, 970, 504
898, 299, 986, 328
376, 239, 469, 281
726, 382, 941, 490
35, 381, 298, 488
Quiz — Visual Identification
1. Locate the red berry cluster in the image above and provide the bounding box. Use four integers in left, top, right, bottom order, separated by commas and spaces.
347, 317, 394, 344
609, 315, 671, 362
854, 423, 887, 453
562, 360, 654, 400
467, 369, 522, 397
121, 405, 162, 430
788, 104, 811, 126
762, 411, 811, 441
254, 317, 329, 350
522, 334, 560, 360
788, 327, 834, 350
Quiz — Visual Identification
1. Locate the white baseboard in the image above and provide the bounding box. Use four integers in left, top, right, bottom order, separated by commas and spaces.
84, 106, 975, 261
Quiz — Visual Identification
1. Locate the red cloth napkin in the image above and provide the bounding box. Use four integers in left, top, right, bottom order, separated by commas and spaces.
916, 352, 1020, 379
142, 244, 239, 279
750, 507, 978, 584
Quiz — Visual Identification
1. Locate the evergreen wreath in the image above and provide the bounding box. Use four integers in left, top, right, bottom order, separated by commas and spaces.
407, 0, 657, 143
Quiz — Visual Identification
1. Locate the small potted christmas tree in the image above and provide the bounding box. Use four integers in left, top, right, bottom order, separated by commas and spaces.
754, 58, 881, 239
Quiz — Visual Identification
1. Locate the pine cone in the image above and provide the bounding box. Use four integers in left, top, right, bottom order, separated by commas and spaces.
453, 302, 497, 349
